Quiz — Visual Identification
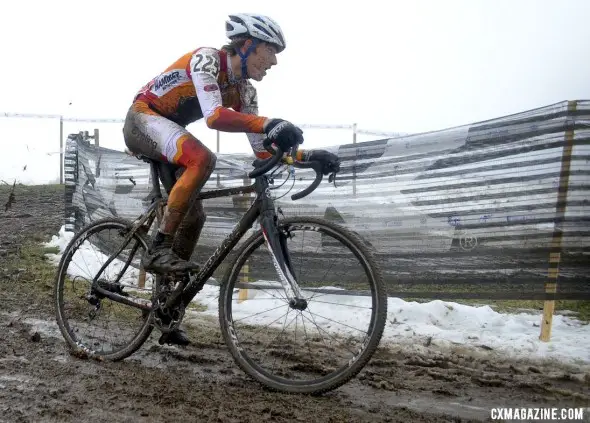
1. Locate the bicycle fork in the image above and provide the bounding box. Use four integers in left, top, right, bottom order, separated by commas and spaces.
259, 200, 307, 311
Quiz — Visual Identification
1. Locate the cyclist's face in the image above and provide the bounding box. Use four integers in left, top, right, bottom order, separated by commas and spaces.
246, 42, 278, 81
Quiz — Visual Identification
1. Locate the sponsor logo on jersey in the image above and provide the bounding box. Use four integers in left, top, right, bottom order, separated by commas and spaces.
203, 84, 219, 92
154, 71, 181, 91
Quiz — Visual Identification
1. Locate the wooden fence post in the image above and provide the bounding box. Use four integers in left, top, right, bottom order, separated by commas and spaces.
539, 100, 577, 341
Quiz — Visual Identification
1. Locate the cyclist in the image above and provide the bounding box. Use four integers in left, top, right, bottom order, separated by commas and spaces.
123, 13, 340, 345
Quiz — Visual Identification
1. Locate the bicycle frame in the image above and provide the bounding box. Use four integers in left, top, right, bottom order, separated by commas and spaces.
91, 171, 303, 313
91, 139, 332, 313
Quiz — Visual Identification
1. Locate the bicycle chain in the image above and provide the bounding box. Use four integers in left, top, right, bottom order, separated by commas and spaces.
152, 278, 186, 334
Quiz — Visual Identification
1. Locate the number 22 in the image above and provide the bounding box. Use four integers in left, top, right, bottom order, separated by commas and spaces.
193, 54, 219, 75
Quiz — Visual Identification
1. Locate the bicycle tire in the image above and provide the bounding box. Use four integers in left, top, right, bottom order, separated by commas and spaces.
54, 217, 154, 361
218, 216, 387, 394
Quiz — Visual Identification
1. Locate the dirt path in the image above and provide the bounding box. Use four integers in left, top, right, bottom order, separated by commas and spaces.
1, 185, 589, 423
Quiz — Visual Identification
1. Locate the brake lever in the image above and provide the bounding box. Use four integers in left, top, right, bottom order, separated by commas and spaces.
328, 171, 338, 187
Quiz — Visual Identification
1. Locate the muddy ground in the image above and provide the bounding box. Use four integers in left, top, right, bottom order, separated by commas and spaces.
1, 184, 589, 423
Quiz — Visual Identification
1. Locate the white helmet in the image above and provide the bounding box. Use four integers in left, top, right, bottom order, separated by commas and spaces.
226, 14, 286, 52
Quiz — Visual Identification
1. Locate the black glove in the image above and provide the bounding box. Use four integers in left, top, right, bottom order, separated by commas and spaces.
301, 149, 341, 175
264, 119, 304, 152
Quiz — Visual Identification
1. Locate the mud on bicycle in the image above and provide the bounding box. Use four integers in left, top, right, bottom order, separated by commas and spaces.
54, 139, 388, 394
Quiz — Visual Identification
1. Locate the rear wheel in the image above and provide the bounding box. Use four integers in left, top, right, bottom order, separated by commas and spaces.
54, 218, 155, 361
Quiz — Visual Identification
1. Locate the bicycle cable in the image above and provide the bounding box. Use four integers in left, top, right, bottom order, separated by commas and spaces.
267, 164, 297, 200
273, 167, 297, 201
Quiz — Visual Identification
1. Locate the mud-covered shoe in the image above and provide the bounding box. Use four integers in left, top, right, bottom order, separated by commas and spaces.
141, 246, 199, 274
158, 327, 191, 346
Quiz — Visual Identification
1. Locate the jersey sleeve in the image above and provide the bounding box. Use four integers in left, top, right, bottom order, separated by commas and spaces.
190, 48, 267, 136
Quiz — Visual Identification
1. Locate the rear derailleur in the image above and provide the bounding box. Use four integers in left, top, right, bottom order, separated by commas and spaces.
84, 278, 129, 320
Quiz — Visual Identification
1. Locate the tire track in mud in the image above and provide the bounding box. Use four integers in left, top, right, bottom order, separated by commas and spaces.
1, 185, 589, 422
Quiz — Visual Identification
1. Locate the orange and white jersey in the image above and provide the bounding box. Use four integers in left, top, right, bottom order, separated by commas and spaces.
134, 47, 268, 156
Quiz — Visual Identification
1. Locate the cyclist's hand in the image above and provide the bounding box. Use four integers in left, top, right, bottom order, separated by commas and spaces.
264, 119, 304, 152
301, 149, 341, 175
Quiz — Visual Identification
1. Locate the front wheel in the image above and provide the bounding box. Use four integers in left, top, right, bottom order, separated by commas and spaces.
218, 217, 387, 394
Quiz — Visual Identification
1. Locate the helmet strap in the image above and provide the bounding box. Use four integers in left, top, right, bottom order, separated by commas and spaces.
237, 39, 259, 79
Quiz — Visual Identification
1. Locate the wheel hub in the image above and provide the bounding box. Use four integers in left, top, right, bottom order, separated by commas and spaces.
289, 298, 308, 311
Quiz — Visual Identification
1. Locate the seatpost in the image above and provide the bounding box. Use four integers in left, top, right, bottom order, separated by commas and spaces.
150, 162, 162, 199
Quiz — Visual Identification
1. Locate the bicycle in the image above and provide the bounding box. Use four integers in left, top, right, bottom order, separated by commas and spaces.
54, 139, 388, 394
